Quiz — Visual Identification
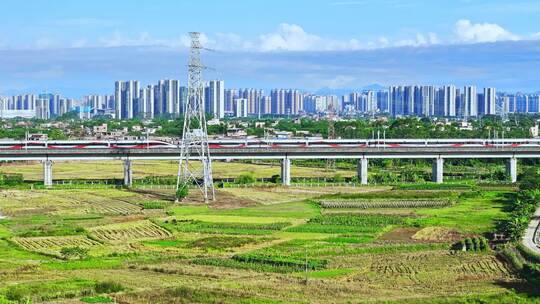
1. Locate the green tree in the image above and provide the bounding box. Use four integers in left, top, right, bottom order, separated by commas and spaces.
237, 172, 256, 184
176, 183, 189, 201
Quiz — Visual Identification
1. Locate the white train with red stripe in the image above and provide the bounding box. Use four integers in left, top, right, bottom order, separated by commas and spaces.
0, 138, 538, 150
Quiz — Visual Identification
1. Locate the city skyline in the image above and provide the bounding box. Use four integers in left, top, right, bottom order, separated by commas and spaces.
4, 79, 540, 120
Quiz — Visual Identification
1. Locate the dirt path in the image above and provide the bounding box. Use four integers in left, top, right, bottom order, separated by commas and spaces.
523, 206, 540, 254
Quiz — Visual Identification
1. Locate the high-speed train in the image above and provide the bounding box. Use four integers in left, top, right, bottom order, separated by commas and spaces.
0, 138, 539, 150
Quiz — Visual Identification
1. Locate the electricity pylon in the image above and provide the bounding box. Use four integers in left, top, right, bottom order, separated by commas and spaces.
176, 32, 215, 203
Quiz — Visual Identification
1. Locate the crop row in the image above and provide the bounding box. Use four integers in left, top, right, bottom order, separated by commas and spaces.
320, 200, 450, 209
286, 214, 405, 234
319, 190, 456, 201
232, 253, 327, 271
165, 219, 291, 235
308, 214, 405, 226
192, 257, 302, 273
89, 220, 171, 242
12, 235, 100, 251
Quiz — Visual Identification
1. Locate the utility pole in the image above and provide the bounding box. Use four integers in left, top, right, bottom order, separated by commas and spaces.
176, 32, 215, 203
326, 106, 336, 171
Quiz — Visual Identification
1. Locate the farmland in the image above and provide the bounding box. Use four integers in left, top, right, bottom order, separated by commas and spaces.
0, 184, 539, 303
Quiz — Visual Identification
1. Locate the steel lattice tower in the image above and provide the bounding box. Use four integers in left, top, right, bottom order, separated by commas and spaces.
176, 32, 215, 202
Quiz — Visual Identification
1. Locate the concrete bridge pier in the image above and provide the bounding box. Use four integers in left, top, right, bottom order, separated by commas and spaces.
281, 158, 291, 186
432, 157, 444, 184
123, 159, 133, 187
357, 158, 368, 185
43, 160, 53, 187
506, 157, 517, 183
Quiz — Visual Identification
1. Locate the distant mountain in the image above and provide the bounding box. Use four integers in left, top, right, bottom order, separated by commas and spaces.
314, 84, 386, 95
362, 83, 386, 91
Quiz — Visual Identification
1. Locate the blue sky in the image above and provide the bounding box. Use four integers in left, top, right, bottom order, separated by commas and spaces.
1, 0, 540, 96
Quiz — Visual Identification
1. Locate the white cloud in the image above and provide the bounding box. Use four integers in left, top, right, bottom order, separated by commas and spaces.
454, 19, 519, 43
258, 23, 325, 51
97, 31, 185, 48
325, 75, 357, 88
34, 37, 57, 49
9, 20, 536, 53
394, 33, 439, 47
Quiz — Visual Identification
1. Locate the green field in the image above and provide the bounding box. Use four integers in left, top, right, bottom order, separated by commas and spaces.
0, 184, 538, 303
0, 160, 356, 181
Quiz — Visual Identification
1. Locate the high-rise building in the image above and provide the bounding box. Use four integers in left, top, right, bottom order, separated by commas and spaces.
377, 91, 389, 113
270, 89, 286, 114
85, 95, 108, 116
516, 94, 529, 113
365, 91, 377, 114
36, 94, 52, 119
139, 85, 155, 119
154, 79, 180, 118
233, 98, 248, 118
421, 86, 435, 116
259, 96, 272, 115
205, 80, 225, 119
444, 85, 457, 117
463, 86, 477, 118
389, 86, 404, 116
529, 95, 540, 113
285, 89, 303, 115
238, 88, 264, 116
403, 86, 415, 115
115, 80, 140, 119
225, 89, 237, 113
57, 98, 74, 116
483, 87, 496, 115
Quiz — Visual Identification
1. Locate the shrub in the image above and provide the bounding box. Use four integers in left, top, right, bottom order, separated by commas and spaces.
237, 172, 256, 184
519, 168, 540, 191
454, 237, 489, 252
333, 173, 344, 183
270, 174, 281, 184
175, 183, 189, 201
94, 281, 124, 294
60, 246, 89, 260
4, 287, 26, 302
464, 238, 473, 251
0, 295, 17, 304
141, 201, 167, 209
522, 263, 540, 285
0, 173, 24, 186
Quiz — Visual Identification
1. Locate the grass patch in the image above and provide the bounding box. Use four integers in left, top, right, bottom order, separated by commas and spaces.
412, 190, 508, 233
2, 278, 95, 302
193, 253, 327, 273
0, 224, 11, 238
143, 239, 185, 248
301, 268, 355, 278
94, 281, 124, 294
80, 296, 115, 303
287, 214, 404, 234
164, 219, 290, 235
141, 201, 168, 210
186, 236, 268, 250
395, 182, 473, 190
42, 257, 124, 270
